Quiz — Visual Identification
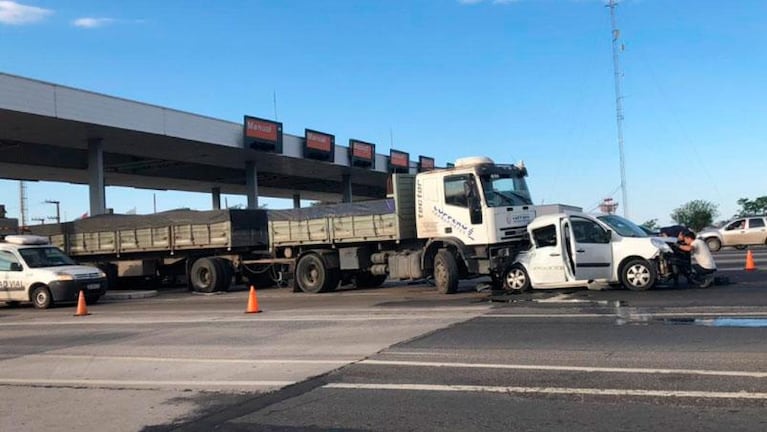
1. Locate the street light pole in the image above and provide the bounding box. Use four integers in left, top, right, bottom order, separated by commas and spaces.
44, 200, 61, 224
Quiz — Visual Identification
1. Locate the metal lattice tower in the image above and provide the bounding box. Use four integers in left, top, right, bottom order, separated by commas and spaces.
19, 181, 28, 227
607, 0, 628, 218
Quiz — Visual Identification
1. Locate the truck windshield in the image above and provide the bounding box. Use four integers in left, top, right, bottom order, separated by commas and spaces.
18, 247, 76, 268
596, 215, 648, 238
480, 175, 532, 207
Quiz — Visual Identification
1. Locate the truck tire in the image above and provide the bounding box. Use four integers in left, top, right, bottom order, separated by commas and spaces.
213, 258, 233, 292
620, 258, 656, 291
190, 258, 221, 293
296, 253, 332, 293
354, 272, 387, 288
705, 238, 721, 252
85, 294, 101, 305
503, 264, 531, 292
434, 250, 459, 294
31, 285, 53, 309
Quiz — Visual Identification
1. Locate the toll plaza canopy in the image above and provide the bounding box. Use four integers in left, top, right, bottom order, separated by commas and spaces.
0, 73, 436, 215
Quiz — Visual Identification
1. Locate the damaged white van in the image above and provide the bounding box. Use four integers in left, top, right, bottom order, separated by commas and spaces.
504, 212, 675, 291
0, 235, 107, 309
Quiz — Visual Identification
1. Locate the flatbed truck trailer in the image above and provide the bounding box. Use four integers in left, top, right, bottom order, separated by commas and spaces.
32, 156, 537, 294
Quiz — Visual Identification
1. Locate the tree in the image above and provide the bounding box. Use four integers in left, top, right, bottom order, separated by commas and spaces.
736, 196, 767, 217
641, 219, 659, 231
670, 200, 719, 232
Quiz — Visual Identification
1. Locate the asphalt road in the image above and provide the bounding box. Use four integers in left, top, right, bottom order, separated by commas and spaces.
1, 247, 766, 431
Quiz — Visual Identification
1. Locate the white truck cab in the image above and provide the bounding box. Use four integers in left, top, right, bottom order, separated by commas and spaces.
505, 212, 674, 291
0, 235, 107, 309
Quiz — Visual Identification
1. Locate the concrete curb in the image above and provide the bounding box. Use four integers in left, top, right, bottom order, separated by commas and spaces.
103, 290, 159, 300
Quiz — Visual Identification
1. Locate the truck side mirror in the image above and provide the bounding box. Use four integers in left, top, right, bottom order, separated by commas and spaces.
603, 229, 613, 243
10, 262, 22, 271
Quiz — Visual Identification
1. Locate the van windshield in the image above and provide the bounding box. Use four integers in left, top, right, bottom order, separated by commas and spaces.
18, 247, 76, 268
596, 214, 648, 238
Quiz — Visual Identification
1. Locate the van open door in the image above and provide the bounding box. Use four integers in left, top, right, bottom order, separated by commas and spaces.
565, 215, 613, 281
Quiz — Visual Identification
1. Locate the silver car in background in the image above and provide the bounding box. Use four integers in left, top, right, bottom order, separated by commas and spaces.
698, 216, 767, 251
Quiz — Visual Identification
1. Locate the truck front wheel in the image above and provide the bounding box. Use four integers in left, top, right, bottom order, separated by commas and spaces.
434, 250, 459, 294
296, 254, 333, 293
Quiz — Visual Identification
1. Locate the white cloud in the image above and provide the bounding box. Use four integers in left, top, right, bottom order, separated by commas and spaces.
72, 17, 115, 28
0, 1, 53, 25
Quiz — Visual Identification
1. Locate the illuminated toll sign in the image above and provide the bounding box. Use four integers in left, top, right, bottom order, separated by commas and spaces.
304, 129, 335, 162
389, 149, 410, 173
349, 139, 375, 169
244, 116, 283, 152
418, 155, 435, 172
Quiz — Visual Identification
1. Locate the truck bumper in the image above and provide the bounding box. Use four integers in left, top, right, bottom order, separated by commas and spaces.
48, 278, 108, 302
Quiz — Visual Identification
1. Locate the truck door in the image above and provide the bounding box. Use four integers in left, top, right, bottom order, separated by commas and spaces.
567, 216, 612, 281
527, 223, 568, 284
437, 174, 485, 245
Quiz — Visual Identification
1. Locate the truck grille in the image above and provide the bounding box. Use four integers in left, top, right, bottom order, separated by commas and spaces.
499, 227, 527, 241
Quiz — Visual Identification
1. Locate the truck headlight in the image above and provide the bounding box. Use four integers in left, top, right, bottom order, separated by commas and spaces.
97, 270, 107, 279
55, 272, 74, 281
651, 238, 672, 253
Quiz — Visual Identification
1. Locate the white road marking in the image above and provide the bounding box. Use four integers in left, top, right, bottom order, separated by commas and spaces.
23, 354, 356, 365
358, 359, 767, 378
482, 311, 767, 318
323, 383, 767, 400
0, 378, 293, 387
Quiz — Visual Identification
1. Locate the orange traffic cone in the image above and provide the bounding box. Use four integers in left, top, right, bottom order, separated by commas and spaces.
74, 290, 90, 316
245, 285, 262, 314
745, 250, 757, 271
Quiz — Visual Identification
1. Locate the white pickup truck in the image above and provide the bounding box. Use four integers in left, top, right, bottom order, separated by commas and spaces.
503, 212, 675, 291
0, 235, 107, 309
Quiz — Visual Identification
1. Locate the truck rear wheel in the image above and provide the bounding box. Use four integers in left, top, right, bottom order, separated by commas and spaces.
213, 258, 233, 292
434, 250, 459, 294
296, 254, 333, 293
190, 258, 222, 293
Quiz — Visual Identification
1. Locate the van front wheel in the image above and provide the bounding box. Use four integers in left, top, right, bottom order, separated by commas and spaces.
620, 258, 656, 291
31, 286, 53, 309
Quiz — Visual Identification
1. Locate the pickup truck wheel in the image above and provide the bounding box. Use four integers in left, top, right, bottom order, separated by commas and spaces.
434, 250, 459, 294
705, 238, 721, 252
620, 258, 656, 291
504, 264, 531, 292
31, 286, 53, 309
296, 254, 330, 293
190, 258, 220, 293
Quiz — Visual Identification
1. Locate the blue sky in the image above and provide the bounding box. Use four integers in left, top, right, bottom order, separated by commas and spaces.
1, 0, 765, 226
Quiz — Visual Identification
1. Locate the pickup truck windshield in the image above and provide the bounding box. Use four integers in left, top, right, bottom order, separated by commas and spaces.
596, 214, 648, 238
19, 247, 76, 268
480, 175, 533, 207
